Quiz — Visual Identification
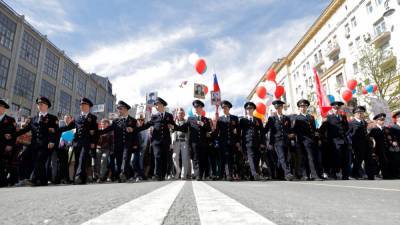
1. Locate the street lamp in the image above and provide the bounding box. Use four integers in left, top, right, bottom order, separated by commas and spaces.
383, 0, 396, 17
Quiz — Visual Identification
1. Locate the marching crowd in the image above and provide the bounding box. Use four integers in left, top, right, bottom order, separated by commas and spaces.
0, 95, 400, 187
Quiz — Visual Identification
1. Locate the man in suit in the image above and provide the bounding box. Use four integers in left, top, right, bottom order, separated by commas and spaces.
0, 99, 17, 187
137, 97, 175, 181
292, 99, 320, 180
60, 97, 98, 184
17, 97, 59, 186
265, 100, 295, 181
215, 100, 240, 181
349, 106, 374, 179
369, 113, 392, 179
174, 100, 212, 181
325, 101, 351, 180
238, 102, 265, 180
99, 100, 137, 182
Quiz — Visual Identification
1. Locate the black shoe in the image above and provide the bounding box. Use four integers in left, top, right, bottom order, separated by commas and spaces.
196, 176, 202, 181
119, 174, 127, 183
285, 174, 295, 181
74, 176, 83, 185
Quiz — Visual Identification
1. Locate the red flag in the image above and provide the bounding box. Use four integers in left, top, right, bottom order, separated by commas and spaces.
313, 68, 331, 117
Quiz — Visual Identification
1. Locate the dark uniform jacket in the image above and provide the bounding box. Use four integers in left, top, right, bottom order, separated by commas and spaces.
139, 112, 175, 145
325, 114, 350, 145
17, 113, 59, 148
0, 114, 17, 155
60, 113, 98, 146
292, 114, 316, 140
265, 114, 292, 145
216, 114, 239, 146
349, 119, 369, 146
175, 115, 212, 144
100, 116, 137, 150
238, 116, 265, 148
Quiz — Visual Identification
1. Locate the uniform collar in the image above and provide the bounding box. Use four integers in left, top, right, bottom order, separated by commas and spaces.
354, 118, 362, 123
377, 124, 384, 130
39, 111, 48, 117
121, 115, 129, 120
0, 113, 5, 121
81, 112, 89, 117
300, 112, 307, 117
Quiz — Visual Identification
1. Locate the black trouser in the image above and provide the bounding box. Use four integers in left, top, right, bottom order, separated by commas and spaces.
207, 145, 218, 177
0, 157, 8, 187
296, 137, 318, 178
152, 142, 169, 179
352, 143, 374, 178
220, 143, 234, 178
330, 140, 351, 178
121, 146, 133, 178
274, 141, 291, 177
17, 146, 33, 181
30, 144, 51, 185
50, 146, 69, 183
245, 145, 260, 177
191, 142, 208, 179
73, 141, 91, 183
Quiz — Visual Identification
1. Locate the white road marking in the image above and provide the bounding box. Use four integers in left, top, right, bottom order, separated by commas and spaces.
291, 182, 400, 192
81, 181, 186, 225
192, 181, 276, 225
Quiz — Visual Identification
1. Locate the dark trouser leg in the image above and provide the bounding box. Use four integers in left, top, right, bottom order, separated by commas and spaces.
341, 144, 351, 179
152, 144, 162, 178
75, 144, 89, 183
246, 146, 260, 177
303, 139, 318, 178
121, 146, 132, 177
222, 144, 233, 178
208, 147, 217, 177
114, 151, 123, 178
274, 142, 291, 177
58, 146, 69, 182
198, 143, 207, 179
352, 145, 363, 178
30, 147, 51, 185
0, 158, 7, 187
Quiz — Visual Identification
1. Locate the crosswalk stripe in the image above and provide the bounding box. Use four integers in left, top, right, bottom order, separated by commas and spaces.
291, 182, 400, 192
81, 181, 186, 225
192, 181, 276, 225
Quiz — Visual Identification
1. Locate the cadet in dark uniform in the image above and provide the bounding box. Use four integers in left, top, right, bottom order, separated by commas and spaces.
325, 101, 351, 179
349, 106, 374, 179
265, 100, 295, 181
60, 98, 98, 184
292, 99, 320, 180
100, 100, 137, 182
17, 97, 59, 186
215, 100, 240, 181
137, 97, 175, 181
174, 100, 212, 181
390, 111, 400, 178
238, 102, 265, 180
0, 99, 17, 187
369, 113, 392, 179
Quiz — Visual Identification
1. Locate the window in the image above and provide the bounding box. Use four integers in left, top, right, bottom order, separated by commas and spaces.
14, 65, 36, 100
74, 99, 80, 116
59, 91, 71, 115
106, 98, 114, 113
355, 36, 361, 49
76, 74, 87, 97
43, 49, 59, 79
0, 53, 10, 89
88, 86, 96, 103
336, 73, 344, 86
0, 11, 17, 50
344, 23, 350, 38
353, 62, 359, 74
374, 18, 386, 36
40, 79, 56, 104
20, 31, 41, 67
376, 0, 384, 5
351, 17, 357, 27
62, 62, 74, 89
366, 2, 373, 13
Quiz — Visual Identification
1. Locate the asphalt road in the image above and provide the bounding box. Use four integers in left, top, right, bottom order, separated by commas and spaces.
0, 180, 399, 225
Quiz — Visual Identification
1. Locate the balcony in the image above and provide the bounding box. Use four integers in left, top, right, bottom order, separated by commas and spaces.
372, 31, 391, 48
380, 50, 397, 70
314, 57, 325, 68
325, 42, 340, 59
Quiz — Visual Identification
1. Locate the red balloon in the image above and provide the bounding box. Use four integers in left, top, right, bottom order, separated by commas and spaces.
373, 84, 378, 93
256, 102, 266, 115
342, 89, 353, 102
347, 79, 358, 90
256, 86, 267, 99
195, 59, 207, 74
265, 69, 276, 81
274, 85, 285, 98
201, 110, 206, 117
362, 87, 368, 95
203, 86, 208, 95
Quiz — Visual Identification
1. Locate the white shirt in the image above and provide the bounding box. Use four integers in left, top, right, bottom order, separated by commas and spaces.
354, 118, 362, 123
81, 112, 89, 117
39, 112, 48, 117
377, 124, 384, 130
0, 113, 5, 121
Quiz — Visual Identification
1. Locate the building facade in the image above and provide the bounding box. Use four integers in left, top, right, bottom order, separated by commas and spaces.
248, 0, 400, 115
0, 1, 116, 120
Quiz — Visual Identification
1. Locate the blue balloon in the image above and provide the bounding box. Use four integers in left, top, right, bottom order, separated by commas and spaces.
187, 107, 194, 117
61, 130, 74, 142
366, 85, 374, 93
327, 94, 335, 103
352, 89, 356, 94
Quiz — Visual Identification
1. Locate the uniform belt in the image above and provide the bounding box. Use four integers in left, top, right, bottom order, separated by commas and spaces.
176, 139, 187, 142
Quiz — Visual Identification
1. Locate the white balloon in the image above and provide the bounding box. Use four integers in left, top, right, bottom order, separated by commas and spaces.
265, 81, 277, 95
188, 53, 200, 65
265, 94, 274, 106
